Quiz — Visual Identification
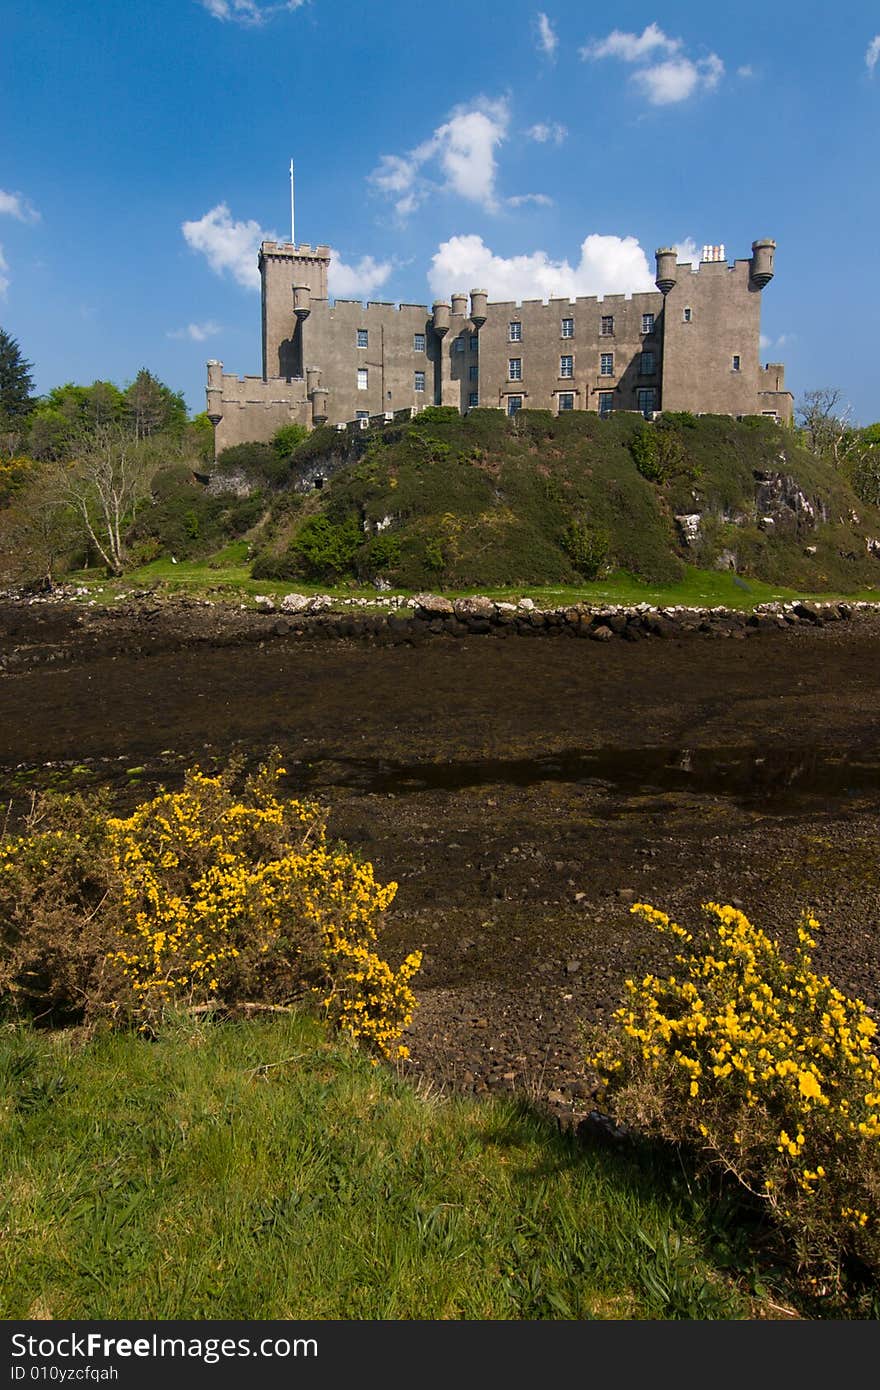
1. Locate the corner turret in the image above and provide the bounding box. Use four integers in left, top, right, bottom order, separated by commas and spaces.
655, 248, 678, 295
750, 239, 776, 290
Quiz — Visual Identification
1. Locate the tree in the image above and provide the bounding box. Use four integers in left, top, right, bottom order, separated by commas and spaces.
50, 425, 157, 575
0, 327, 35, 421
796, 388, 856, 467
124, 368, 187, 441
0, 465, 79, 588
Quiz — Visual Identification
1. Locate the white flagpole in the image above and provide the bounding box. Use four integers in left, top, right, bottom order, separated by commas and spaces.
290, 159, 295, 246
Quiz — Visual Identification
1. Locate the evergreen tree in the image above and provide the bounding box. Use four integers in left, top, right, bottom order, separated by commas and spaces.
0, 327, 35, 420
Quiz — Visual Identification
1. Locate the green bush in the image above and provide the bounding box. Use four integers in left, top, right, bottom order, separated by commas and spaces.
288, 515, 362, 581
272, 423, 310, 460
561, 520, 610, 578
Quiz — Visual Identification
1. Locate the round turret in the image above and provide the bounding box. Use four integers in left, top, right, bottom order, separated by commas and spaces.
655, 248, 678, 295
293, 285, 311, 320
432, 301, 450, 337
306, 366, 322, 396
469, 289, 488, 329
311, 388, 328, 425
451, 292, 468, 318
750, 239, 776, 289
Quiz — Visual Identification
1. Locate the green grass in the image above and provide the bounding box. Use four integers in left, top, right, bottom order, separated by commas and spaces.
63, 557, 880, 614
0, 1013, 758, 1320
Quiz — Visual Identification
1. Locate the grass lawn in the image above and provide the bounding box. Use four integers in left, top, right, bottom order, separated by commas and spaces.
0, 1012, 767, 1321
62, 555, 880, 614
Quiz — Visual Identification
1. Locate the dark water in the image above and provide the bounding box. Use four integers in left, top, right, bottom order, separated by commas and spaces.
9, 744, 872, 820
285, 744, 877, 813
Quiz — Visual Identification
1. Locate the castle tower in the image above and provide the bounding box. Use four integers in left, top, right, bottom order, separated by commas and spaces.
259, 241, 331, 381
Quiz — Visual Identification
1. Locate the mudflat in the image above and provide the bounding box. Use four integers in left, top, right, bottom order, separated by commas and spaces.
1, 601, 879, 1121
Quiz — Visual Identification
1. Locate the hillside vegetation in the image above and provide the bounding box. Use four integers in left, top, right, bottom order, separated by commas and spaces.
247, 408, 880, 593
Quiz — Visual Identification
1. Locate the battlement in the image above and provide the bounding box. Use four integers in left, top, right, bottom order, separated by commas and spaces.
260, 240, 331, 259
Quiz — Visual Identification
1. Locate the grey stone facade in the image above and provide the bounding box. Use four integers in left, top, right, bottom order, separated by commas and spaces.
206, 237, 793, 456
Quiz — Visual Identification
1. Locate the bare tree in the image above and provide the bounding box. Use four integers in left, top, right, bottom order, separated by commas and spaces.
796, 388, 856, 467
52, 426, 156, 575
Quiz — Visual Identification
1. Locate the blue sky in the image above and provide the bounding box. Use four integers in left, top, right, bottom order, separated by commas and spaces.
2, 1, 879, 423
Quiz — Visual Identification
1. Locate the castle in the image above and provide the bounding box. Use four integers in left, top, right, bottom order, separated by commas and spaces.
205, 237, 793, 455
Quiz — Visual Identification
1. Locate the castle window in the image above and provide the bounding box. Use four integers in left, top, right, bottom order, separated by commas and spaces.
558, 393, 574, 412
468, 363, 479, 381
507, 395, 523, 416
600, 353, 614, 376
732, 355, 741, 372
414, 371, 425, 392
559, 355, 574, 379
413, 333, 426, 352
638, 387, 656, 418
454, 338, 465, 352
470, 334, 479, 351
600, 315, 614, 336
508, 357, 522, 381
509, 321, 522, 342
561, 317, 574, 339
357, 368, 368, 390
357, 329, 368, 348
641, 313, 655, 334
683, 307, 692, 322
356, 410, 369, 420
598, 392, 613, 418
468, 391, 479, 408
640, 351, 655, 375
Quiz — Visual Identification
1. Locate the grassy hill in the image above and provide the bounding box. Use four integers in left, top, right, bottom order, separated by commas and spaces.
239, 408, 880, 595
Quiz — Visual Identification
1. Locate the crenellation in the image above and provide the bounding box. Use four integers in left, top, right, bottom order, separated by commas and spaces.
207, 229, 793, 454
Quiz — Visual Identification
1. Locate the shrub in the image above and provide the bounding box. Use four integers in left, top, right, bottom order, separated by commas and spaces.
587, 900, 880, 1294
0, 760, 420, 1059
561, 519, 610, 579
287, 514, 362, 580
272, 422, 309, 460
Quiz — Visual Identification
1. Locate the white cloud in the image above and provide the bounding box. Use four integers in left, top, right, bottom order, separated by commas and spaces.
182, 202, 390, 301
633, 53, 724, 105
197, 0, 305, 25
737, 64, 754, 78
580, 23, 681, 63
536, 13, 557, 59
168, 321, 224, 341
582, 24, 725, 105
328, 251, 392, 299
867, 36, 880, 75
428, 232, 656, 303
0, 246, 9, 297
0, 189, 40, 223
526, 121, 567, 144
507, 193, 554, 208
370, 97, 510, 216
182, 203, 270, 288
673, 238, 700, 267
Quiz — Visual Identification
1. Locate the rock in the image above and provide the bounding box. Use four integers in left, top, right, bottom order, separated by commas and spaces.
280, 592, 311, 613
414, 593, 454, 617
565, 958, 582, 975
590, 624, 614, 641
675, 513, 702, 545
453, 596, 495, 620
517, 597, 535, 611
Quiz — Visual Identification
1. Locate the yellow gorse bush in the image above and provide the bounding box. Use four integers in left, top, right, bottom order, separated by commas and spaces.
0, 759, 420, 1060
587, 900, 880, 1284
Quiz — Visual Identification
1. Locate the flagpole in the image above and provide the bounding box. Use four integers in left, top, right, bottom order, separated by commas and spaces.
290, 159, 295, 246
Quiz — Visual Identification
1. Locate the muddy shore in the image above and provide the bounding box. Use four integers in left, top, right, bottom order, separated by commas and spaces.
1, 598, 879, 1126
